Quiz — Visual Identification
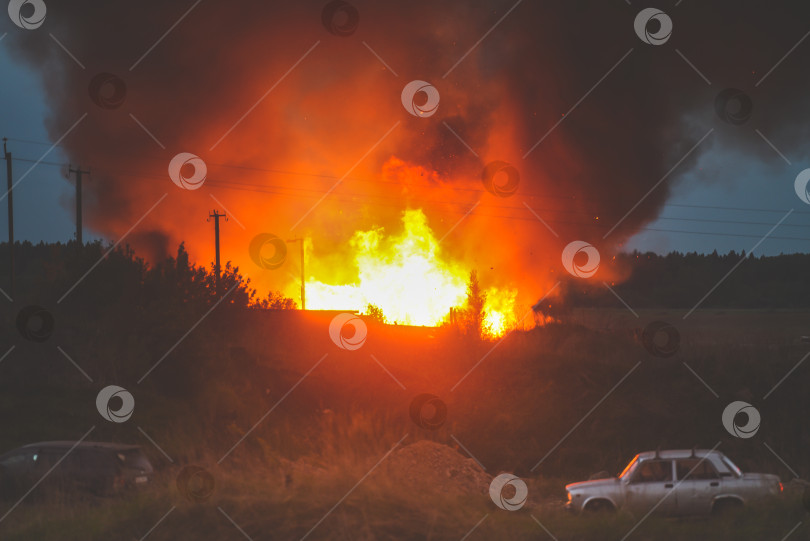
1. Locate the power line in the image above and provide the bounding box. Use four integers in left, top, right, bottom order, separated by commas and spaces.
203, 178, 810, 228
5, 139, 810, 216
9, 153, 810, 221
199, 180, 810, 241
4, 154, 810, 242
200, 178, 810, 230
664, 202, 808, 214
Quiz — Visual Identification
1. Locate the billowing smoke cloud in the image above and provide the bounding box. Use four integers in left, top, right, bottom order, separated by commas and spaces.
3, 0, 810, 306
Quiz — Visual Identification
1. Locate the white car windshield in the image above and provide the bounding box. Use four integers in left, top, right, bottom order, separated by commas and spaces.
720, 455, 743, 477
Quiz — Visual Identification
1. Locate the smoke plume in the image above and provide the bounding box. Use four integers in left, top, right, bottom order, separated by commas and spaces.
3, 0, 810, 307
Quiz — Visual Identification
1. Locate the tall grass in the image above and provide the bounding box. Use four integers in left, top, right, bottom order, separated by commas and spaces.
1, 410, 805, 541
2, 309, 809, 539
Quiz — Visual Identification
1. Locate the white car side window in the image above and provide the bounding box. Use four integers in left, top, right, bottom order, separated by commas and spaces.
676, 459, 719, 480
631, 460, 673, 483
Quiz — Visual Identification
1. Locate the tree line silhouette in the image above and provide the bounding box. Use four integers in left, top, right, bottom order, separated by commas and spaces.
560, 250, 810, 311
2, 242, 808, 325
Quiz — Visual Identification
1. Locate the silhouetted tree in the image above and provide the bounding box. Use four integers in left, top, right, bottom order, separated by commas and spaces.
458, 270, 487, 338
364, 303, 386, 323
257, 290, 297, 310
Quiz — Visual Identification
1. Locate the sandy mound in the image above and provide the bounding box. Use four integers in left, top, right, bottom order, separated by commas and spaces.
381, 440, 492, 495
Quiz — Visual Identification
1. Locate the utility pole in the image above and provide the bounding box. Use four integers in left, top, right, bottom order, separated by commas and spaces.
286, 237, 306, 310
3, 138, 13, 296
208, 210, 226, 296
68, 166, 90, 248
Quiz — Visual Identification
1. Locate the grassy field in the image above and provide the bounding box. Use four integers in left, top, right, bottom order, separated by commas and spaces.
1, 452, 806, 541
2, 308, 809, 539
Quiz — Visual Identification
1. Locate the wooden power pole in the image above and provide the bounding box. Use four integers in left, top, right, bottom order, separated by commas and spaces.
208, 210, 226, 296
68, 166, 90, 248
3, 138, 13, 296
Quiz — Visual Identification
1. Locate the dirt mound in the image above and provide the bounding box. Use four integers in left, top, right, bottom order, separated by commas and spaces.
381, 440, 491, 495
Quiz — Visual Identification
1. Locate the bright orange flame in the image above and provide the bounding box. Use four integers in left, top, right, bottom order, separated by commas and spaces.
305, 209, 516, 336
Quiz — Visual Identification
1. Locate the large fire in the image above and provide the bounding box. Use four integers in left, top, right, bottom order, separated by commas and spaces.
8, 1, 747, 348
305, 209, 517, 336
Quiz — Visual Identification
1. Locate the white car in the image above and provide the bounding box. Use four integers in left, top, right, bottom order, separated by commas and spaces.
565, 449, 782, 516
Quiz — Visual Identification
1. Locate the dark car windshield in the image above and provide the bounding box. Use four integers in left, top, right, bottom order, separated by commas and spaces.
117, 449, 153, 472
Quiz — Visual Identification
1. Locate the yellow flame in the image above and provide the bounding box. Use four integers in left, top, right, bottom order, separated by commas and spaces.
305, 209, 516, 335
483, 286, 517, 336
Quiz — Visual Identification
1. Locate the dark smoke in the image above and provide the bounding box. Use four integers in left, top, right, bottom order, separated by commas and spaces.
3, 0, 809, 302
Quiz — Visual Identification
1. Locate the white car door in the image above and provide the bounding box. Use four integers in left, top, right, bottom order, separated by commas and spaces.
624, 459, 677, 516
673, 458, 723, 515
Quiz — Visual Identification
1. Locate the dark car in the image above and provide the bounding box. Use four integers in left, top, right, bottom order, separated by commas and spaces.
0, 441, 154, 498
